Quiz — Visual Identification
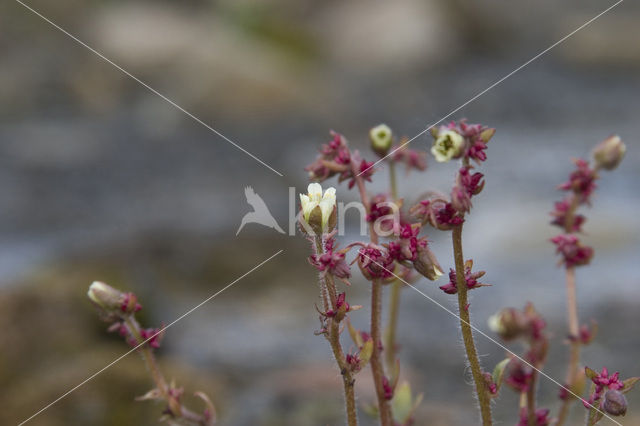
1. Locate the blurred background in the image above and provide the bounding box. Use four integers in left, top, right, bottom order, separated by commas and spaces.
1, 0, 639, 425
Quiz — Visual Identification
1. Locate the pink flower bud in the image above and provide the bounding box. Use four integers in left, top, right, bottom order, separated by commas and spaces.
120, 292, 142, 314
382, 376, 394, 400
488, 308, 529, 341
412, 244, 443, 281
551, 234, 594, 268
603, 390, 627, 416
558, 158, 598, 204
357, 244, 394, 280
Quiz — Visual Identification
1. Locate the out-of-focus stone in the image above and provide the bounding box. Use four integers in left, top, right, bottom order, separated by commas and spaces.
89, 4, 325, 117
313, 0, 458, 72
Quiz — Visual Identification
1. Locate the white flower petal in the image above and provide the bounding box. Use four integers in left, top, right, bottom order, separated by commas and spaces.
307, 183, 323, 201
319, 199, 334, 226
322, 187, 336, 204
304, 201, 319, 221
300, 193, 310, 209
432, 130, 464, 163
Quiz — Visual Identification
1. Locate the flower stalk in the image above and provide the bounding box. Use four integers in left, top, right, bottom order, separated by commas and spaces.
384, 160, 401, 373
87, 281, 215, 425
351, 161, 393, 426
556, 206, 581, 423
313, 235, 358, 426
452, 224, 492, 426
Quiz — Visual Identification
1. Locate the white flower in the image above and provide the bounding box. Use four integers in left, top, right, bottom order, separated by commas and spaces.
300, 183, 336, 229
431, 129, 464, 162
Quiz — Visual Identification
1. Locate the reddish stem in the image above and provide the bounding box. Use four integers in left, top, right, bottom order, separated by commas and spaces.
556, 195, 582, 426
351, 160, 392, 425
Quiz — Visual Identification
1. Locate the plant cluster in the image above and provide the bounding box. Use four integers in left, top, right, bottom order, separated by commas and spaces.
85, 126, 634, 426
88, 281, 216, 426
299, 125, 635, 426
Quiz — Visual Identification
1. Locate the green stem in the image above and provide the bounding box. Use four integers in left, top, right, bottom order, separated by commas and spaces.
384, 281, 401, 372
452, 225, 492, 426
388, 162, 398, 200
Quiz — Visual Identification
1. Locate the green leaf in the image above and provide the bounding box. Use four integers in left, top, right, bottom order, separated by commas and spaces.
391, 381, 423, 425
346, 318, 362, 347
492, 358, 511, 394
585, 366, 598, 381
622, 377, 640, 394
480, 128, 496, 143
363, 402, 378, 419
359, 340, 374, 366
392, 381, 413, 423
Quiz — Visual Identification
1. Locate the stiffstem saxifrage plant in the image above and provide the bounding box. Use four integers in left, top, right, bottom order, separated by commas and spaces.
303, 129, 434, 426
488, 134, 638, 426
88, 281, 216, 426
302, 122, 495, 425
301, 126, 637, 426
549, 135, 632, 426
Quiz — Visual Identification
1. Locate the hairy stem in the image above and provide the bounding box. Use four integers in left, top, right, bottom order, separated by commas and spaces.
556, 267, 580, 425
388, 162, 399, 200
124, 317, 211, 425
315, 237, 358, 426
125, 317, 168, 396
556, 194, 582, 426
352, 163, 392, 425
384, 281, 401, 372
384, 161, 401, 372
371, 277, 392, 426
452, 224, 492, 426
527, 371, 538, 426
327, 275, 359, 426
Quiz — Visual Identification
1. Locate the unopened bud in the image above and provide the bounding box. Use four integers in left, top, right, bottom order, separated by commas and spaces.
603, 390, 627, 416
488, 308, 529, 341
480, 128, 496, 143
88, 281, 123, 311
120, 292, 141, 314
167, 395, 183, 417
592, 135, 625, 170
450, 186, 472, 214
370, 124, 393, 156
412, 245, 443, 281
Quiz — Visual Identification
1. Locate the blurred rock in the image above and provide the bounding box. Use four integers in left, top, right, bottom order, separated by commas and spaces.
559, 15, 640, 67
89, 3, 325, 117
314, 0, 458, 73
